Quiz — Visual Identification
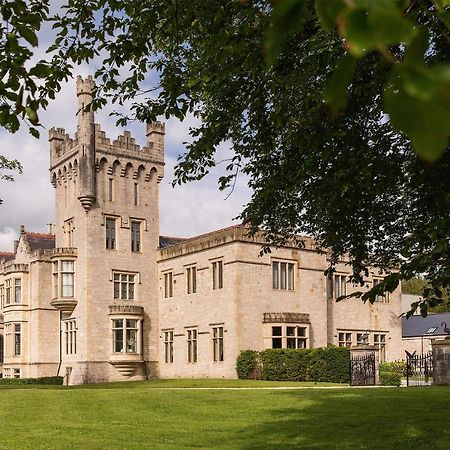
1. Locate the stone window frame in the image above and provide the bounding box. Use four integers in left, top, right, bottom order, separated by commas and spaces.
163, 329, 174, 363
211, 259, 224, 290
105, 216, 117, 250
356, 332, 369, 345
64, 217, 75, 247
0, 283, 4, 308
64, 319, 77, 355
0, 334, 4, 363
111, 318, 141, 354
373, 278, 390, 303
270, 324, 308, 349
338, 332, 352, 347
53, 260, 75, 299
327, 273, 347, 300
113, 271, 137, 301
130, 220, 142, 253
14, 278, 22, 304
14, 323, 21, 356
374, 333, 387, 362
186, 265, 197, 295
272, 260, 295, 291
5, 279, 11, 305
163, 270, 174, 298
13, 368, 21, 378
186, 327, 198, 363
211, 324, 224, 362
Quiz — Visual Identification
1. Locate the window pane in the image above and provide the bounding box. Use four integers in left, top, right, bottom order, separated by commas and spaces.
272, 326, 282, 336
286, 327, 295, 337
288, 264, 294, 290
280, 263, 287, 290
126, 329, 137, 353
61, 261, 74, 272
287, 338, 296, 349
272, 262, 279, 289
272, 338, 282, 349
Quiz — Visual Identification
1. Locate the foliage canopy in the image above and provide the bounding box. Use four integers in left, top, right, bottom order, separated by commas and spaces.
0, 0, 449, 312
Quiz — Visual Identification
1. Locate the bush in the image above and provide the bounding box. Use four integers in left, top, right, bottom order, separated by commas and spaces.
0, 376, 64, 385
379, 360, 407, 377
379, 371, 401, 386
237, 347, 349, 383
236, 350, 260, 379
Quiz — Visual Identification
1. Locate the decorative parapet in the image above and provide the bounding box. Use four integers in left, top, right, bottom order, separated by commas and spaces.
157, 224, 316, 261
50, 248, 78, 259
2, 263, 29, 275
108, 305, 144, 316
263, 312, 310, 324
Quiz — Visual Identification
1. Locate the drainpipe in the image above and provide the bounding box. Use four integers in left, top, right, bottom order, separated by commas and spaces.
141, 318, 149, 380
56, 311, 62, 376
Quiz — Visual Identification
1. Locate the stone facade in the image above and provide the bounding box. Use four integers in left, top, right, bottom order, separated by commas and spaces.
0, 77, 403, 384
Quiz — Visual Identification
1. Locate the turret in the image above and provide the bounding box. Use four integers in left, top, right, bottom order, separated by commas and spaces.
76, 75, 96, 211
146, 121, 165, 162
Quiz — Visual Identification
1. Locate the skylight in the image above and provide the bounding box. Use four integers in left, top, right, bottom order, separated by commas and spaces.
426, 327, 438, 334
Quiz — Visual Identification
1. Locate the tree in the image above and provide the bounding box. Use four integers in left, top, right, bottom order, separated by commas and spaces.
0, 0, 449, 312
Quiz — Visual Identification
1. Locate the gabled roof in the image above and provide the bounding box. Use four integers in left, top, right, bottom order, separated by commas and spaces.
23, 231, 55, 251
402, 312, 450, 338
0, 252, 15, 262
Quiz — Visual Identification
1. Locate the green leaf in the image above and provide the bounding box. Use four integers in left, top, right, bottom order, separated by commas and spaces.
15, 24, 38, 47
384, 67, 450, 161
29, 127, 40, 138
404, 27, 429, 64
265, 0, 310, 65
315, 0, 347, 32
324, 54, 357, 110
24, 107, 39, 125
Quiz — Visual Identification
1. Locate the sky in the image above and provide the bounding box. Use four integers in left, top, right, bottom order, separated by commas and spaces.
0, 7, 251, 252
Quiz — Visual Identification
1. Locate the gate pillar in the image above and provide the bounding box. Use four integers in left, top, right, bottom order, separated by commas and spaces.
349, 345, 380, 385
431, 339, 450, 385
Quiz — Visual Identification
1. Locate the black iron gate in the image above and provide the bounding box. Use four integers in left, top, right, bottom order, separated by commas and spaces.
406, 351, 433, 386
350, 352, 376, 386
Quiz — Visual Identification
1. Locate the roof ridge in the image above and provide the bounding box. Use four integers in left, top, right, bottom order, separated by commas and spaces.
24, 231, 55, 239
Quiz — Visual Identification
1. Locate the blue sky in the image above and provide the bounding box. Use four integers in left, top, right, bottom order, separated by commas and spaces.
0, 6, 251, 251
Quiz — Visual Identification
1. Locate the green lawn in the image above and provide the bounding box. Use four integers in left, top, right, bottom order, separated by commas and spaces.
0, 380, 449, 449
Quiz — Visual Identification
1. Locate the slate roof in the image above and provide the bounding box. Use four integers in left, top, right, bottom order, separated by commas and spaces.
402, 312, 450, 338
0, 252, 15, 262
24, 231, 55, 251
159, 235, 186, 249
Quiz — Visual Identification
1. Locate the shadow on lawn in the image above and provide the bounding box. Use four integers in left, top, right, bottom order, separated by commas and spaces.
233, 389, 450, 450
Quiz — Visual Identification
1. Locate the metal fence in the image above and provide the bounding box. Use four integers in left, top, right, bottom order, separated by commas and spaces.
406, 350, 433, 386
350, 352, 376, 386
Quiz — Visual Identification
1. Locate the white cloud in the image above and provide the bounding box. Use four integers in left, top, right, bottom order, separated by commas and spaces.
0, 227, 18, 253
0, 80, 252, 249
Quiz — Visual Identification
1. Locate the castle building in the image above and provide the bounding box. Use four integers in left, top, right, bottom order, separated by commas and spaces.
0, 77, 403, 384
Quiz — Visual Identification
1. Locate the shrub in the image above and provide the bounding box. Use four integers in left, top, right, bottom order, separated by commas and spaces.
0, 376, 64, 386
379, 360, 407, 377
379, 371, 401, 386
236, 350, 260, 379
238, 347, 349, 383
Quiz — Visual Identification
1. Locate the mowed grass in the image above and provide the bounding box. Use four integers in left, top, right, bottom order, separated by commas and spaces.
1, 380, 449, 449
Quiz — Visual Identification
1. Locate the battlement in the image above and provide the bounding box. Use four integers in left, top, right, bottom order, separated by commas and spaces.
76, 75, 95, 96
146, 121, 165, 135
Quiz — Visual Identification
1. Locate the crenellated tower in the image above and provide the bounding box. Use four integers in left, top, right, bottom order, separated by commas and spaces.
49, 76, 165, 384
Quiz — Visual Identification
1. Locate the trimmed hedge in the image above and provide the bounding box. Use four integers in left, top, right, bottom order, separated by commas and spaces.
236, 347, 349, 383
379, 371, 401, 387
379, 361, 407, 377
0, 376, 64, 385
